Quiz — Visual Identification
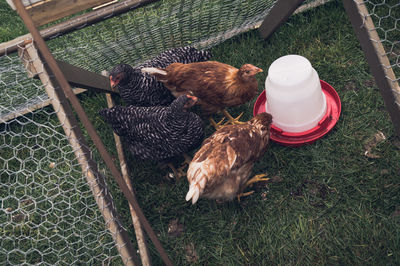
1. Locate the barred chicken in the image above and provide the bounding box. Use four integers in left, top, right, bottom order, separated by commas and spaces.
141, 61, 263, 128
109, 46, 211, 106
99, 95, 204, 171
185, 112, 273, 204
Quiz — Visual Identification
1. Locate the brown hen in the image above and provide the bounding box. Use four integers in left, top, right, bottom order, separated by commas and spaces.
141, 61, 262, 127
185, 112, 273, 204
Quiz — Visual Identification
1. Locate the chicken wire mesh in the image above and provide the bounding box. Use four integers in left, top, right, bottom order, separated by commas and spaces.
363, 0, 400, 102
0, 46, 126, 264
1, 0, 399, 265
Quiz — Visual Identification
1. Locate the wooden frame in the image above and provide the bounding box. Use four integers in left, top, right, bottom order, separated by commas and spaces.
342, 0, 400, 136
13, 0, 173, 264
0, 0, 158, 56
18, 41, 139, 266
25, 0, 115, 27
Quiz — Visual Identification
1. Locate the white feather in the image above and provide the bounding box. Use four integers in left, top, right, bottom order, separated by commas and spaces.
141, 67, 167, 76
192, 190, 200, 204
185, 185, 197, 201
186, 161, 209, 204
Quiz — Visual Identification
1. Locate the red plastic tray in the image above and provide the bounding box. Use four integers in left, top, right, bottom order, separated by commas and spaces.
253, 80, 341, 147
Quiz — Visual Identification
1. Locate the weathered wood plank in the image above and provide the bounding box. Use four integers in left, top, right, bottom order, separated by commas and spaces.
104, 84, 152, 266
13, 0, 173, 263
56, 59, 118, 94
343, 0, 400, 136
17, 41, 139, 266
26, 0, 115, 27
258, 0, 306, 39
0, 0, 158, 57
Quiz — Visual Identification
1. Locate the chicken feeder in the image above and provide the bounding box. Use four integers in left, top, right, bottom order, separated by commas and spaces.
253, 54, 341, 146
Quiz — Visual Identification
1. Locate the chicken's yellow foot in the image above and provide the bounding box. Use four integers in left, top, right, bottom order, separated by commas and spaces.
209, 117, 226, 130
244, 173, 270, 187
236, 191, 254, 202
222, 109, 245, 125
236, 174, 269, 202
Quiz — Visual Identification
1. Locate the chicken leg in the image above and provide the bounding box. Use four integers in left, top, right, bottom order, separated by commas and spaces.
222, 109, 245, 125
237, 173, 270, 202
209, 117, 226, 130
209, 109, 245, 130
167, 153, 192, 180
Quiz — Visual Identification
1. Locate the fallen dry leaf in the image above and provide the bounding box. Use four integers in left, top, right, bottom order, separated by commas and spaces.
391, 206, 400, 219
393, 138, 400, 150
269, 175, 283, 183
12, 213, 26, 223
167, 219, 184, 237
364, 131, 386, 158
185, 242, 199, 264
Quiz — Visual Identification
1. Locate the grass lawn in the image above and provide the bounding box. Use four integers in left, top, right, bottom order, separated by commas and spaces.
1, 0, 400, 265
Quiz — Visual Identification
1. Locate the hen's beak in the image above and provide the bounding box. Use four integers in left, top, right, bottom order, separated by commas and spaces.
109, 76, 117, 88
255, 67, 263, 74
184, 95, 198, 109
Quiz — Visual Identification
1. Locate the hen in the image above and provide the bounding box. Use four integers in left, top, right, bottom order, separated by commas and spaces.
99, 95, 204, 173
141, 61, 263, 127
185, 112, 273, 204
109, 46, 211, 106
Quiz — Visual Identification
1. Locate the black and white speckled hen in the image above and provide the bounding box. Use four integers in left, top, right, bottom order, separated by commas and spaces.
109, 46, 212, 106
99, 95, 204, 163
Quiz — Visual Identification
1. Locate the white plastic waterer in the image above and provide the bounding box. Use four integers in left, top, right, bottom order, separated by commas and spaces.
265, 55, 327, 133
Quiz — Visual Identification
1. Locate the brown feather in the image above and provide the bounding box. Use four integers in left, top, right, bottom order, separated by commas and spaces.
186, 112, 272, 204
150, 61, 262, 115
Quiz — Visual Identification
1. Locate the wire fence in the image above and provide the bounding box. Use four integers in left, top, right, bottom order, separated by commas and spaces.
1, 0, 399, 265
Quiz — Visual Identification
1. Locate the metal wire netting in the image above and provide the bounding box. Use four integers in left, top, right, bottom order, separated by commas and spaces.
365, 0, 400, 82
1, 0, 399, 265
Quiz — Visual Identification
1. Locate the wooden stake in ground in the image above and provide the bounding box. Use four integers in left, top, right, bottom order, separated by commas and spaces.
102, 70, 152, 266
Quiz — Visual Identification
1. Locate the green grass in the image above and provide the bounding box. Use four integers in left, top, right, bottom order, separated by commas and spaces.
1, 0, 400, 265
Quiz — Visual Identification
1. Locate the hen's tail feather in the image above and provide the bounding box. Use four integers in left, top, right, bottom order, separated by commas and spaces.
185, 185, 200, 204
186, 162, 208, 204
141, 67, 167, 77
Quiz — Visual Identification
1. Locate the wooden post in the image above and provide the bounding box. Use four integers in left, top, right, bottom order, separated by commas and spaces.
343, 0, 400, 136
13, 0, 173, 264
18, 42, 140, 266
258, 0, 306, 39
103, 70, 152, 266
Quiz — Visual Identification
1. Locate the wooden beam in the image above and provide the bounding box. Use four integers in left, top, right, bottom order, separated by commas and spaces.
343, 0, 400, 136
104, 82, 152, 266
20, 41, 139, 266
56, 59, 118, 94
0, 0, 158, 57
26, 0, 115, 27
258, 0, 306, 39
12, 0, 173, 264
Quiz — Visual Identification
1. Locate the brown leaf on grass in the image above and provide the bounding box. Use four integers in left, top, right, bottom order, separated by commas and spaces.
391, 206, 400, 219
167, 219, 184, 237
364, 131, 386, 158
344, 81, 359, 92
393, 138, 400, 150
363, 78, 375, 88
185, 242, 199, 264
269, 175, 283, 183
12, 213, 26, 223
